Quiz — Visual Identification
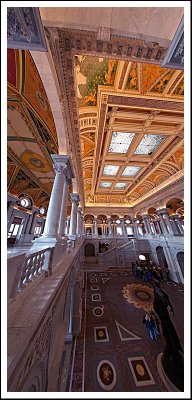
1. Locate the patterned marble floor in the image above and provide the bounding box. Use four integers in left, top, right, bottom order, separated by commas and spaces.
69, 268, 184, 392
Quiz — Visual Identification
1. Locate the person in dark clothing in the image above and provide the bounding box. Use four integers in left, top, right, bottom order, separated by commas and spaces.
152, 280, 183, 354
142, 313, 157, 340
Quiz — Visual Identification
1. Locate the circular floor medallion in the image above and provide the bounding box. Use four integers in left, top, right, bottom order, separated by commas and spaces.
135, 290, 150, 300
122, 283, 154, 311
97, 360, 116, 390
93, 307, 104, 317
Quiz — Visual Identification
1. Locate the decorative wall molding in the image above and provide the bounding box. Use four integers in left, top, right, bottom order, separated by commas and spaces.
7, 8, 47, 51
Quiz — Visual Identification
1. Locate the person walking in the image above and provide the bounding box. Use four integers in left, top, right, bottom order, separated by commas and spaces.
142, 313, 157, 340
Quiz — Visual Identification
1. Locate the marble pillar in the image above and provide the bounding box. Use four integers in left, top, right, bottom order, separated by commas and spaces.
58, 175, 71, 237
157, 210, 169, 235
171, 215, 184, 235
33, 155, 74, 246
157, 208, 174, 235
120, 218, 127, 237
107, 218, 112, 236
94, 217, 98, 236
77, 207, 82, 235
132, 219, 139, 236
69, 193, 79, 238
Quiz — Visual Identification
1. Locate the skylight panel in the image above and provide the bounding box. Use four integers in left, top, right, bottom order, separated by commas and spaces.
134, 134, 165, 155
108, 132, 135, 153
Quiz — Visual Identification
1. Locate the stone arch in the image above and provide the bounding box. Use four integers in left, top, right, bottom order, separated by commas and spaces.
18, 193, 34, 208
165, 197, 184, 215
156, 246, 168, 269
176, 251, 184, 277
97, 214, 107, 223
111, 214, 119, 222
84, 214, 94, 223
147, 206, 158, 219
84, 243, 95, 257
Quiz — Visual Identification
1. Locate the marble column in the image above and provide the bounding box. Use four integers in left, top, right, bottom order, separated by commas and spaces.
42, 165, 65, 238
156, 210, 168, 236
94, 217, 98, 236
66, 217, 70, 235
81, 215, 84, 235
30, 210, 39, 236
69, 193, 79, 238
141, 215, 150, 234
120, 218, 127, 237
158, 208, 174, 235
58, 176, 71, 237
24, 208, 35, 234
107, 217, 112, 236
132, 219, 139, 236
77, 207, 82, 235
33, 155, 74, 245
170, 215, 184, 235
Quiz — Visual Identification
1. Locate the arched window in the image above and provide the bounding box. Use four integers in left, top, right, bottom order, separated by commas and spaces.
20, 198, 29, 208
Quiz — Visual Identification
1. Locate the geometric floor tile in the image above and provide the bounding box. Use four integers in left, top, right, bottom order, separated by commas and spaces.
94, 326, 109, 342
102, 277, 110, 284
93, 307, 104, 317
115, 320, 141, 341
97, 360, 117, 390
92, 293, 101, 301
91, 285, 99, 290
128, 356, 155, 386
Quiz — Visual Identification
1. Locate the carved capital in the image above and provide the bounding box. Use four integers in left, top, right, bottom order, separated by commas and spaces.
70, 193, 80, 204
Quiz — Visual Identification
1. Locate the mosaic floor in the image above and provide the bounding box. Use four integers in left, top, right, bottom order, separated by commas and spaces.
69, 268, 184, 392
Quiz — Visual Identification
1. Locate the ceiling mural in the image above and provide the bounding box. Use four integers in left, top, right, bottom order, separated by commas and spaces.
7, 49, 60, 209
75, 55, 118, 107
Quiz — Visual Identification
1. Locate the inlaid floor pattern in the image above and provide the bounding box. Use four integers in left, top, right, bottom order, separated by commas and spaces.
69, 268, 184, 392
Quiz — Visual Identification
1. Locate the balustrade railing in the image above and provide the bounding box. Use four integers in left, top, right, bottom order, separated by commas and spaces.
8, 248, 53, 298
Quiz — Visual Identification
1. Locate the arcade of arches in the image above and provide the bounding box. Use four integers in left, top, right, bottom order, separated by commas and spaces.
5, 5, 188, 396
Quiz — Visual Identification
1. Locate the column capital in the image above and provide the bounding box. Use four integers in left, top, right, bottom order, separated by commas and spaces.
169, 214, 181, 220
141, 214, 151, 219
156, 208, 169, 215
51, 154, 75, 180
70, 193, 80, 204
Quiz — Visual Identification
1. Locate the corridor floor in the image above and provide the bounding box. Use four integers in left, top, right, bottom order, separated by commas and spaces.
69, 268, 184, 392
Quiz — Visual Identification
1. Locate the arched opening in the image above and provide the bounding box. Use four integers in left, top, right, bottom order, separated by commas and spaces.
166, 197, 184, 216
156, 246, 168, 269
177, 251, 184, 277
84, 243, 95, 257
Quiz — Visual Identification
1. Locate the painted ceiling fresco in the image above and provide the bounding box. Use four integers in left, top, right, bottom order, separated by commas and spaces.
7, 49, 59, 209
75, 56, 184, 206
75, 55, 118, 107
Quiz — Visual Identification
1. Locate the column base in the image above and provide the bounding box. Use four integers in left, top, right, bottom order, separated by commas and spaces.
32, 235, 60, 249
68, 235, 77, 240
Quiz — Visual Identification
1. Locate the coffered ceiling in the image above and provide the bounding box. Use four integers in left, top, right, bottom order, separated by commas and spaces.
76, 58, 184, 207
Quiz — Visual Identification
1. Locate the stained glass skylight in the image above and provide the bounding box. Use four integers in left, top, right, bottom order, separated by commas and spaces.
122, 166, 141, 176
108, 132, 135, 153
115, 183, 126, 189
103, 165, 119, 175
100, 182, 112, 188
134, 134, 165, 155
